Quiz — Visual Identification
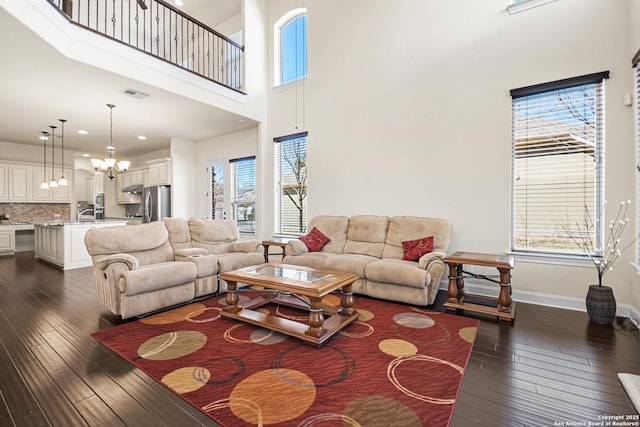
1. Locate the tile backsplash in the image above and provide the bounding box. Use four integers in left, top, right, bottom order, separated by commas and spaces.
0, 203, 71, 222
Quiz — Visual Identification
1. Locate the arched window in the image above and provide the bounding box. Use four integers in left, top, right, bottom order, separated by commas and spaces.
274, 9, 307, 86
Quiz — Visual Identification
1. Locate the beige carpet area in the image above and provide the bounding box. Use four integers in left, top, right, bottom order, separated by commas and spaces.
618, 373, 640, 413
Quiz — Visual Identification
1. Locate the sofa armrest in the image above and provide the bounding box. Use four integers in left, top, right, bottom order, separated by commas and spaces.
285, 239, 309, 256
95, 253, 139, 271
229, 240, 263, 253
174, 247, 208, 257
418, 251, 446, 270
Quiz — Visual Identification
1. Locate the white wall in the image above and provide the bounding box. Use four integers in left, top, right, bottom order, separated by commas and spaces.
303, 0, 636, 311
171, 138, 198, 218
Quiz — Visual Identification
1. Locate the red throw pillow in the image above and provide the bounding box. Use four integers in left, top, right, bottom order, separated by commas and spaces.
402, 236, 434, 261
299, 227, 331, 252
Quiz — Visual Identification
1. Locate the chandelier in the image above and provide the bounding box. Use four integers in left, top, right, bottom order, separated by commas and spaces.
91, 104, 130, 180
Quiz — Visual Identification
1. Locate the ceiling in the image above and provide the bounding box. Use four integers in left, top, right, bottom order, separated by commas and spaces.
0, 0, 252, 160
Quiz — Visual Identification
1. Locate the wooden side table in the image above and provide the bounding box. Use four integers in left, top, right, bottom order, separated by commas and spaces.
262, 238, 291, 262
443, 251, 515, 322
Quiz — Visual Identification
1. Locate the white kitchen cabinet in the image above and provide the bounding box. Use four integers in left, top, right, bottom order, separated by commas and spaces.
9, 165, 31, 201
115, 174, 142, 204
0, 164, 8, 201
34, 224, 63, 265
32, 167, 73, 202
87, 173, 105, 202
147, 159, 171, 186
0, 229, 15, 255
128, 170, 143, 186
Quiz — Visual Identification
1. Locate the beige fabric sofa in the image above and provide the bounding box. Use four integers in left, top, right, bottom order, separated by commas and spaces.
283, 215, 451, 306
85, 218, 264, 319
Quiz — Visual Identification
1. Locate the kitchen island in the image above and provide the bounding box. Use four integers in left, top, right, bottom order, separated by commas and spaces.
34, 221, 126, 269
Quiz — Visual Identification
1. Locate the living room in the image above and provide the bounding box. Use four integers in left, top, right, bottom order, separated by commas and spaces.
0, 0, 639, 425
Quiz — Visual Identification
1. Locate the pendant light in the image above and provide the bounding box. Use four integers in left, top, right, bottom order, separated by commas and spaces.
58, 119, 68, 186
39, 131, 49, 190
48, 125, 58, 188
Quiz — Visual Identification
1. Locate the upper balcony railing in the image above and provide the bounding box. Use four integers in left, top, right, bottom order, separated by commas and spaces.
47, 0, 244, 93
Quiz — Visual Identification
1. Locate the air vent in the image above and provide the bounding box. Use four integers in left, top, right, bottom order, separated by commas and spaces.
121, 88, 149, 99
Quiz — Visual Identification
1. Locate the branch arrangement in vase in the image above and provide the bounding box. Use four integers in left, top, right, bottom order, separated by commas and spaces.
563, 201, 640, 287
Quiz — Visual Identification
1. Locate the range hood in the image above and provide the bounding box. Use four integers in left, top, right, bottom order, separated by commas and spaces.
122, 184, 143, 193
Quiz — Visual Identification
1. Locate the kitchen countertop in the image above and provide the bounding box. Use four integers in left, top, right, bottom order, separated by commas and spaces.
0, 222, 35, 230
32, 220, 128, 226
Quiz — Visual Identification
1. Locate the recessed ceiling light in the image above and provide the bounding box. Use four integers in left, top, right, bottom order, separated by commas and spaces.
82, 154, 90, 157
137, 135, 147, 140
175, 0, 183, 6
78, 130, 88, 135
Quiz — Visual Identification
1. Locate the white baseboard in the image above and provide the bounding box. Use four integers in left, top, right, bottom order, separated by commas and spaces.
438, 279, 640, 325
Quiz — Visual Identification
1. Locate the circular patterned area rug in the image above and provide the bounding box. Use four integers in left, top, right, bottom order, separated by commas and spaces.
93, 293, 479, 426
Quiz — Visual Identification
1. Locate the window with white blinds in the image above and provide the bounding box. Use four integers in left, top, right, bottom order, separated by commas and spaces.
274, 132, 308, 235
510, 72, 608, 255
230, 156, 256, 233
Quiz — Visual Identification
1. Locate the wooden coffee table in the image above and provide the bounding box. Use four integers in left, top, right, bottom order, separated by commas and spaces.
220, 263, 360, 346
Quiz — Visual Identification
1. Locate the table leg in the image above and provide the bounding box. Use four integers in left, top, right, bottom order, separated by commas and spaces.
446, 263, 465, 304
497, 267, 512, 314
263, 244, 270, 262
339, 283, 356, 316
223, 280, 240, 313
305, 296, 325, 338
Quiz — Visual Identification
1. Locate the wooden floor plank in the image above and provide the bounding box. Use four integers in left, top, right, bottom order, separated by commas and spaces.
16, 356, 88, 427
73, 395, 127, 427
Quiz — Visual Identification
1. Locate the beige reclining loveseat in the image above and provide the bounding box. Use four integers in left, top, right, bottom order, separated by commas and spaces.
283, 215, 451, 306
84, 218, 263, 319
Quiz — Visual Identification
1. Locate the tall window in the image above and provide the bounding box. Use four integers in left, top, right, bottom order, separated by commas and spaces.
274, 132, 308, 235
510, 72, 608, 255
274, 9, 307, 86
230, 156, 256, 233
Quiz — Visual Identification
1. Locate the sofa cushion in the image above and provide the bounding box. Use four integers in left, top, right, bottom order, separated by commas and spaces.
306, 216, 349, 254
343, 216, 389, 258
299, 226, 331, 252
323, 254, 378, 278
217, 252, 265, 273
283, 252, 333, 270
402, 236, 434, 261
365, 259, 430, 289
189, 218, 239, 254
163, 217, 193, 252
229, 240, 262, 253
121, 261, 197, 296
383, 216, 451, 260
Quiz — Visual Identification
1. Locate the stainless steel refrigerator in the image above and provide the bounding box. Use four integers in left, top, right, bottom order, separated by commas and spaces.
143, 185, 171, 222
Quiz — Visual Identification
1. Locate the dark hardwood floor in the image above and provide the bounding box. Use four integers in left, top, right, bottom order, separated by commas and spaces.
0, 252, 637, 426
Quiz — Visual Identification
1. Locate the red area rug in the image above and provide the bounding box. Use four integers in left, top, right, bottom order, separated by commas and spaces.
92, 293, 479, 426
